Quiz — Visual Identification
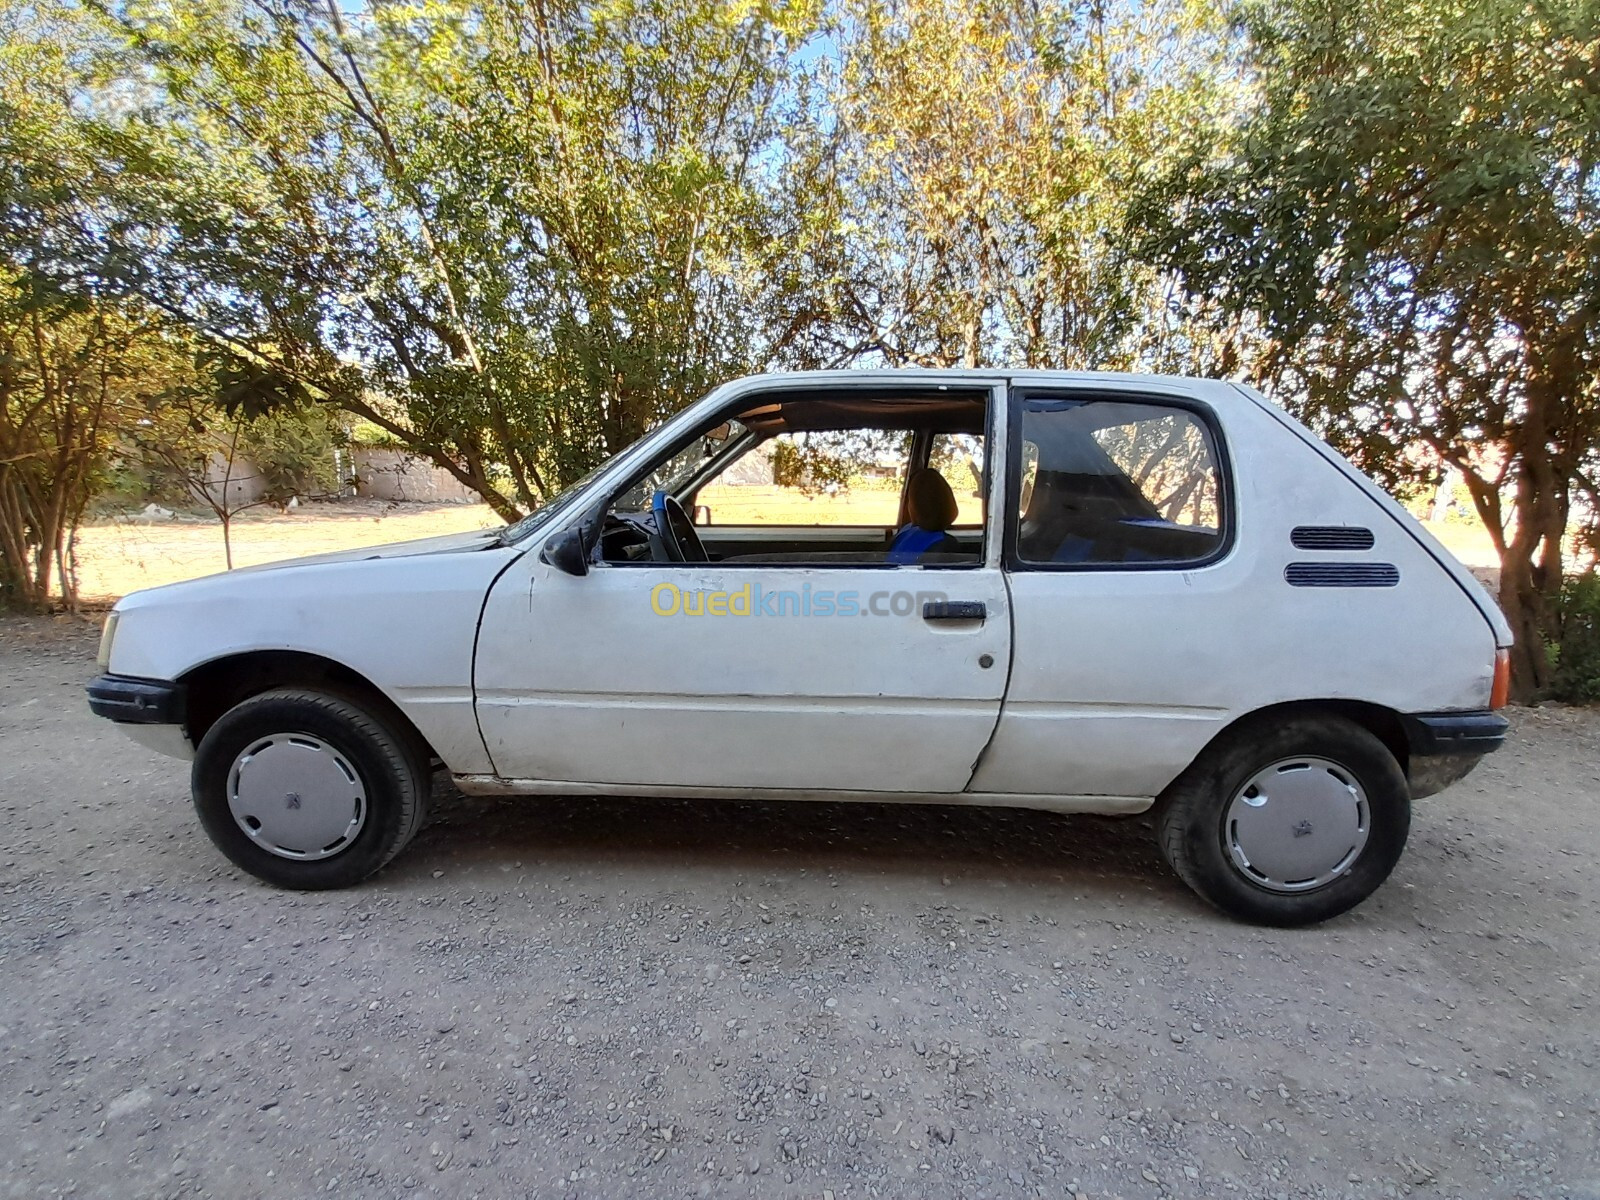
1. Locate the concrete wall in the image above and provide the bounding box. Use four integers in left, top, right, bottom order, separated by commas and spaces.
188, 452, 269, 510
353, 448, 481, 503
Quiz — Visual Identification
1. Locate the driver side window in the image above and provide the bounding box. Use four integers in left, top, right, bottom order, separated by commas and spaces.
695, 430, 911, 528
598, 391, 990, 568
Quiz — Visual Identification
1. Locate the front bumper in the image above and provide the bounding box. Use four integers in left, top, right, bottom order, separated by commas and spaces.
1402, 710, 1509, 798
86, 674, 187, 725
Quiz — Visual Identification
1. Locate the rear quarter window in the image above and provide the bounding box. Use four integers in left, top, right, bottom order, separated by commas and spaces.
1013, 396, 1226, 567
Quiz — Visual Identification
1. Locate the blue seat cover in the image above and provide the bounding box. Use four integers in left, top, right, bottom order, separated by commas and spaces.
887, 524, 952, 564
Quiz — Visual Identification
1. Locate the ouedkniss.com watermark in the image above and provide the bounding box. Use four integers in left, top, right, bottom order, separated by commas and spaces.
649, 581, 946, 618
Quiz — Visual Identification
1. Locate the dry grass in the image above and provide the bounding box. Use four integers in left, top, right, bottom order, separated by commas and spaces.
696, 481, 984, 528
1423, 520, 1501, 571
66, 490, 1501, 603
70, 500, 501, 602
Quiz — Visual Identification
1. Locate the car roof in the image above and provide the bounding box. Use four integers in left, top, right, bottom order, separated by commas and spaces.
715, 369, 1251, 409
728, 367, 1225, 386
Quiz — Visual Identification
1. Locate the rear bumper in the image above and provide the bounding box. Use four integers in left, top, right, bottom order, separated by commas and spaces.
1403, 711, 1510, 756
86, 674, 187, 726
1402, 710, 1509, 798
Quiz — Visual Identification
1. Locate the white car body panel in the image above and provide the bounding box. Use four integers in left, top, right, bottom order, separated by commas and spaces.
106, 538, 519, 774
1232, 382, 1512, 645
474, 557, 1012, 790
97, 369, 1506, 816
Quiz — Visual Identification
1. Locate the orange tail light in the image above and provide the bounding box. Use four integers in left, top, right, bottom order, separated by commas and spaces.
1490, 648, 1511, 710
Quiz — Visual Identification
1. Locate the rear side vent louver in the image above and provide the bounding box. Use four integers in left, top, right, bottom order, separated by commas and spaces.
1291, 525, 1375, 551
1285, 562, 1399, 588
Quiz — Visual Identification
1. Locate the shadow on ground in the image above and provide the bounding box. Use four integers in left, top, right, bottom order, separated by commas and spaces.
409, 780, 1186, 896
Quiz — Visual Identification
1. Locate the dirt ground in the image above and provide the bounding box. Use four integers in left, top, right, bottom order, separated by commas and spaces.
0, 616, 1595, 1200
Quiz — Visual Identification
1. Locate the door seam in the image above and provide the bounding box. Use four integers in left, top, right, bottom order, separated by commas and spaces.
962, 567, 1016, 790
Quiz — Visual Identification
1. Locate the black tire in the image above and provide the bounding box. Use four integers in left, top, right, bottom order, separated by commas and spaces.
191, 688, 431, 889
1154, 714, 1410, 926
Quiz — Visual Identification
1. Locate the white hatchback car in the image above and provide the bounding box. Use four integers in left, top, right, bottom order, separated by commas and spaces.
89, 371, 1510, 924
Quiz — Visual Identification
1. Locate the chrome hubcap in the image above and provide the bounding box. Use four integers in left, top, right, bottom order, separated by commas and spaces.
227, 733, 366, 861
1224, 757, 1369, 893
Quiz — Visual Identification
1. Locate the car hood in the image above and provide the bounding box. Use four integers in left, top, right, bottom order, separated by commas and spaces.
222, 526, 507, 575
113, 526, 510, 613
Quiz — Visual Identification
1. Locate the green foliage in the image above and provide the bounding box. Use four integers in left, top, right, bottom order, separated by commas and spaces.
4, 0, 1248, 518
3, 0, 1246, 530
4, 0, 828, 521
769, 436, 860, 494
1552, 573, 1600, 704
236, 408, 344, 499
788, 0, 1241, 371
770, 430, 907, 495
0, 0, 219, 600
93, 447, 189, 512
348, 419, 404, 450
0, 281, 191, 607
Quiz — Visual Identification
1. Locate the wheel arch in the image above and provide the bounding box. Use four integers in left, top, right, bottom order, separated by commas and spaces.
1188, 699, 1411, 783
179, 650, 437, 762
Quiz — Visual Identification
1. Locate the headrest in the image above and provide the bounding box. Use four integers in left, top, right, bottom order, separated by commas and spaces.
904, 468, 958, 532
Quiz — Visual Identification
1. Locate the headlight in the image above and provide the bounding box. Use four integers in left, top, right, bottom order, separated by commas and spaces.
96, 612, 120, 671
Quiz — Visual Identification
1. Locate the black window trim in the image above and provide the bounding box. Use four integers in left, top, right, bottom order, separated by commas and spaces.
595, 382, 999, 572
1003, 386, 1237, 574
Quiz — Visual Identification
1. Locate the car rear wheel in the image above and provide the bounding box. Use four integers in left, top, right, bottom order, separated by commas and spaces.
1154, 714, 1410, 926
192, 689, 431, 889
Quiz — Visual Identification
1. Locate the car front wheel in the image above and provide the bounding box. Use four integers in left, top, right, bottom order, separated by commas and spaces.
191, 689, 431, 889
1154, 714, 1410, 926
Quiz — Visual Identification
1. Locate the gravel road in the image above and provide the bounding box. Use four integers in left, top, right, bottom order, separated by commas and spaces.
2, 615, 1596, 1200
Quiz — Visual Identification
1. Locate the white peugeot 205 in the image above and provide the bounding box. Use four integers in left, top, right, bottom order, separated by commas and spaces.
89, 371, 1511, 925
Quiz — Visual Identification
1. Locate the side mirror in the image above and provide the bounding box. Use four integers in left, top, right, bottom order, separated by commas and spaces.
540, 527, 589, 576
692, 504, 712, 526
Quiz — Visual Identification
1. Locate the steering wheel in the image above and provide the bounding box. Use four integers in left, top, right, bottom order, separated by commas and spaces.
650, 490, 708, 563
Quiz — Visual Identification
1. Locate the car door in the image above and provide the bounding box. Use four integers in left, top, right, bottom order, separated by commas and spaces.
472, 382, 1013, 794
969, 380, 1244, 800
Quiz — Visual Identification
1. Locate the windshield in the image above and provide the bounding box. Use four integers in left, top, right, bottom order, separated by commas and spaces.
613, 420, 746, 513
497, 416, 745, 543
497, 458, 613, 544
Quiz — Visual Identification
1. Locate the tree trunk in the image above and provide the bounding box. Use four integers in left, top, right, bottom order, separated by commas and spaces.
0, 473, 48, 611
1497, 454, 1569, 700
1498, 553, 1550, 698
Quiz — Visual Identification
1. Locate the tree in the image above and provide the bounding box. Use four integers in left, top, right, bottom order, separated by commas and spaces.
4, 0, 824, 519
126, 381, 344, 571
1138, 0, 1600, 694
784, 0, 1239, 371
0, 281, 188, 609
0, 0, 214, 608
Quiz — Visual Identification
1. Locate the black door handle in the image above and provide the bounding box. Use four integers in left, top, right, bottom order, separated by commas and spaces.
923, 600, 986, 622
